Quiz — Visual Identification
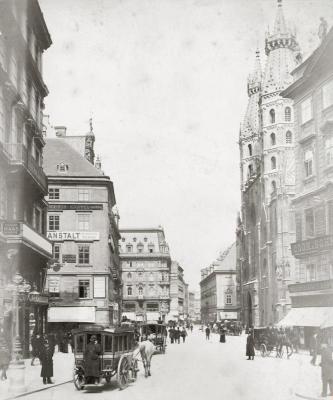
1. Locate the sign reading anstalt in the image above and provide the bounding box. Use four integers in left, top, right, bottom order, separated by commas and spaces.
48, 204, 103, 211
47, 231, 100, 241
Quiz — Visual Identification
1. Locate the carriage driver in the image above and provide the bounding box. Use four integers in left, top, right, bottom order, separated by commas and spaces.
84, 335, 101, 385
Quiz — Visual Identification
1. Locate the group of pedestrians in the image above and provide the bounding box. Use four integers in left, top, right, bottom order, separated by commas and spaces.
168, 326, 188, 344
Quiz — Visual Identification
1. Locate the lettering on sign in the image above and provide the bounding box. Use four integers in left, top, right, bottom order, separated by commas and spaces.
3, 223, 21, 235
47, 231, 100, 241
62, 254, 76, 263
48, 204, 103, 211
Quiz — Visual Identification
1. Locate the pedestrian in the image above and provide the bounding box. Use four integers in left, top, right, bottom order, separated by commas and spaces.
246, 329, 255, 360
0, 335, 10, 380
31, 333, 42, 366
320, 342, 333, 397
169, 328, 174, 344
84, 335, 101, 384
181, 327, 187, 343
219, 325, 226, 343
190, 324, 193, 333
310, 331, 320, 365
175, 327, 181, 344
205, 326, 210, 340
39, 336, 54, 384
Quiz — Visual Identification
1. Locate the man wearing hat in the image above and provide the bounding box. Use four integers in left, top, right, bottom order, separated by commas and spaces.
84, 335, 101, 384
320, 341, 333, 397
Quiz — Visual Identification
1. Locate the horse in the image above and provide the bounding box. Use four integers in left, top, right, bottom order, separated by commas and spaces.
135, 337, 156, 378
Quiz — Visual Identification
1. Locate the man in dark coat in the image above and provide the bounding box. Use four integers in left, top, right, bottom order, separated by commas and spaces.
320, 342, 333, 397
39, 337, 54, 384
246, 330, 255, 360
205, 326, 210, 340
174, 327, 181, 344
219, 325, 226, 343
84, 335, 101, 384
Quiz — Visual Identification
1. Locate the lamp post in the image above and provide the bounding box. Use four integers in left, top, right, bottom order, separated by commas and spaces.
8, 273, 31, 395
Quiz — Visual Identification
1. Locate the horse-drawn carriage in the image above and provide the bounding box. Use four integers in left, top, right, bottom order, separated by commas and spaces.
140, 322, 167, 353
253, 327, 284, 358
72, 325, 139, 390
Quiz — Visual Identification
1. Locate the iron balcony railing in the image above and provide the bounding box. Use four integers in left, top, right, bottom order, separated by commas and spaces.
288, 279, 333, 293
4, 143, 47, 191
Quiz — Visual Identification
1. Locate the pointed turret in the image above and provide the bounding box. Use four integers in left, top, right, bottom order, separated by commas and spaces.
273, 0, 287, 35
85, 117, 95, 164
247, 49, 262, 96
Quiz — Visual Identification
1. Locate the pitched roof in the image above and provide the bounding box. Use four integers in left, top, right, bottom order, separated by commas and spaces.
43, 138, 104, 177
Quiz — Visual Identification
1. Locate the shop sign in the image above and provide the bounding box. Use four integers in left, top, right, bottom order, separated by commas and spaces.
48, 204, 103, 211
48, 277, 60, 293
3, 223, 21, 235
28, 293, 49, 305
62, 254, 76, 263
47, 231, 100, 241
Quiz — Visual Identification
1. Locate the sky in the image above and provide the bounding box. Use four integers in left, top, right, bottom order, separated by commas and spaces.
39, 0, 333, 289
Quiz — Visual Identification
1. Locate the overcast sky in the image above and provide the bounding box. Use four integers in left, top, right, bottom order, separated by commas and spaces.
39, 0, 333, 289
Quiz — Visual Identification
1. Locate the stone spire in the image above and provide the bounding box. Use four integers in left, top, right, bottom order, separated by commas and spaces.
85, 117, 95, 164
273, 0, 287, 35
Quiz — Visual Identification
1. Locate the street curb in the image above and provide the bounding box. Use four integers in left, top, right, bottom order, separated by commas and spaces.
3, 379, 72, 400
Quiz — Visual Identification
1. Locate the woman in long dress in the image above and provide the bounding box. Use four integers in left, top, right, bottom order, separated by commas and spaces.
246, 330, 255, 360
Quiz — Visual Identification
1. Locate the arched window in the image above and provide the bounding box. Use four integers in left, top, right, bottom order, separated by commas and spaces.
248, 164, 253, 176
271, 180, 277, 194
127, 286, 132, 296
127, 272, 132, 280
271, 156, 277, 170
270, 132, 276, 146
269, 109, 275, 124
285, 107, 291, 122
286, 131, 292, 144
248, 144, 252, 156
138, 286, 143, 295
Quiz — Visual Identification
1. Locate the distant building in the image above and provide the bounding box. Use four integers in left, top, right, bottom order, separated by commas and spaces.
119, 228, 171, 322
0, 0, 52, 357
188, 290, 196, 320
44, 126, 121, 331
280, 25, 333, 347
194, 291, 201, 322
200, 243, 240, 323
168, 261, 187, 322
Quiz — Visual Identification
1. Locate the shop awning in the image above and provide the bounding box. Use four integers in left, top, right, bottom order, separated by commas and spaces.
48, 307, 95, 323
320, 309, 333, 329
277, 307, 332, 327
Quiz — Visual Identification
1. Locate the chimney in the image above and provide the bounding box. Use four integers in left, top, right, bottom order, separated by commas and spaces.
54, 126, 67, 137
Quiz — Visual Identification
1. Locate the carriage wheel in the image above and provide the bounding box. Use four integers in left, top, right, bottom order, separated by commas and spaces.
73, 366, 85, 390
117, 355, 130, 390
260, 343, 267, 358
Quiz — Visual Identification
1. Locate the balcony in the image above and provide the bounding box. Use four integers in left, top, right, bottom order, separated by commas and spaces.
4, 143, 47, 193
3, 221, 52, 258
291, 235, 333, 258
288, 279, 333, 294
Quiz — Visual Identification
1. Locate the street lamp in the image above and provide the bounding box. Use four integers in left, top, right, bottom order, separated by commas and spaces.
8, 273, 31, 395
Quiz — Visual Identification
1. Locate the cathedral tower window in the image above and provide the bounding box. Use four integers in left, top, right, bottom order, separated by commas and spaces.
270, 133, 276, 146
285, 107, 291, 122
248, 144, 252, 156
248, 164, 253, 176
269, 109, 275, 124
271, 180, 277, 194
271, 156, 277, 170
286, 131, 292, 144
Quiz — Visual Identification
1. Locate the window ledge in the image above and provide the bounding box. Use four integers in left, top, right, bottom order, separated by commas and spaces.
76, 264, 93, 267
300, 118, 314, 129
303, 175, 316, 184
299, 133, 316, 145
322, 103, 333, 115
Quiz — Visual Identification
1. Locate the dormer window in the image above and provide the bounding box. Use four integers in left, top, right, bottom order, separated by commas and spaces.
57, 162, 68, 173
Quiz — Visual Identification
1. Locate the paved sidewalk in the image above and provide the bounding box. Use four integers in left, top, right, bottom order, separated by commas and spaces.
0, 352, 74, 400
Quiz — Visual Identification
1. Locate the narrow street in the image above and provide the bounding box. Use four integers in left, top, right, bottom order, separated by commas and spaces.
22, 328, 320, 400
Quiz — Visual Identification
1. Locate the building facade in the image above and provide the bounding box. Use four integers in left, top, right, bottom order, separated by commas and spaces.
188, 290, 196, 320
0, 0, 52, 357
238, 0, 301, 327
43, 128, 121, 331
279, 25, 333, 346
168, 261, 187, 322
119, 228, 171, 322
200, 243, 240, 323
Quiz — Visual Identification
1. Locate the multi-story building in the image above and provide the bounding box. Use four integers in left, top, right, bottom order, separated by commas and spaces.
279, 24, 333, 346
0, 0, 52, 357
188, 290, 196, 320
119, 228, 171, 322
238, 0, 302, 327
200, 243, 240, 324
168, 261, 187, 322
194, 291, 201, 322
43, 125, 121, 331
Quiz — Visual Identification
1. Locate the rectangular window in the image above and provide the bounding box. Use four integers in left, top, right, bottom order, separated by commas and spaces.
78, 188, 89, 201
93, 277, 106, 298
295, 212, 302, 242
301, 97, 312, 124
78, 244, 90, 264
306, 264, 316, 282
305, 209, 314, 238
226, 294, 232, 305
48, 215, 60, 231
53, 244, 61, 262
323, 79, 333, 109
78, 214, 90, 231
314, 207, 326, 236
49, 188, 60, 200
329, 201, 333, 234
78, 280, 90, 298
